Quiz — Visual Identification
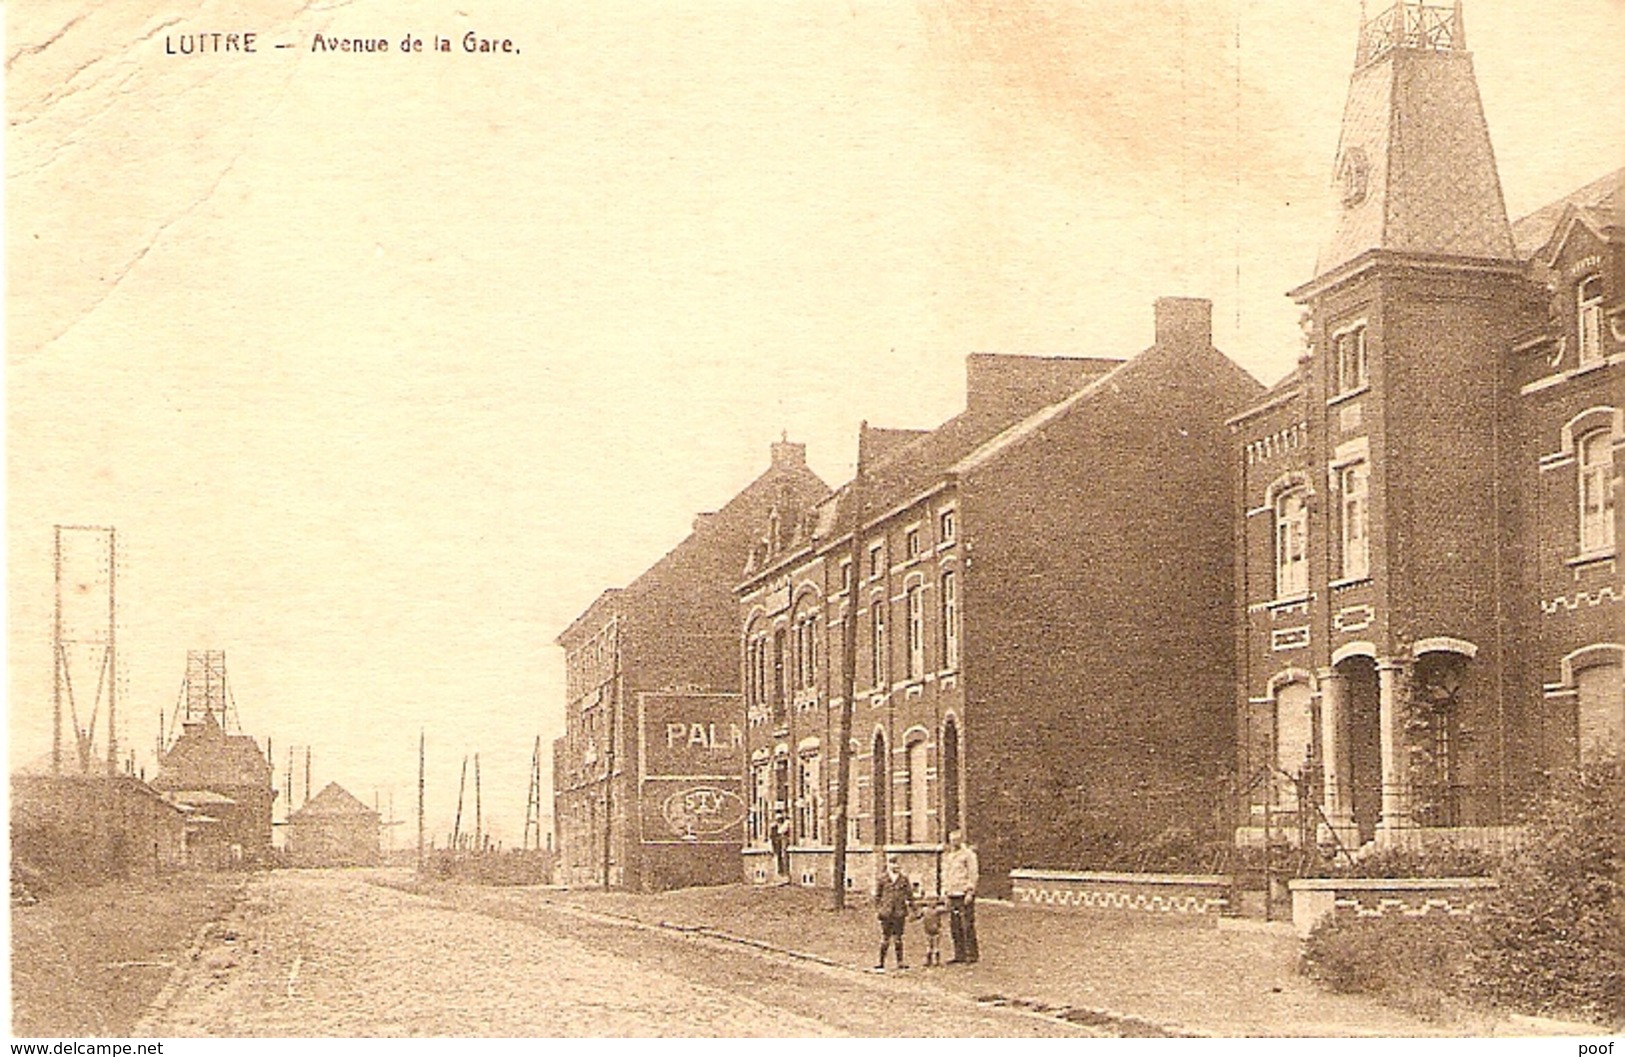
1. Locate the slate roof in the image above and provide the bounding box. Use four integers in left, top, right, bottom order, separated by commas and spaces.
806, 356, 1124, 547
1511, 167, 1625, 261
1316, 47, 1515, 277
289, 781, 377, 821
150, 712, 272, 790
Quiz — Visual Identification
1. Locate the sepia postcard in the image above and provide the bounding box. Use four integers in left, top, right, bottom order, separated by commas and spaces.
7, 0, 1624, 1044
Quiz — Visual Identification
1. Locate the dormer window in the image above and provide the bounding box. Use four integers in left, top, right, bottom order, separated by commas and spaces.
1578, 275, 1605, 366
1335, 325, 1368, 395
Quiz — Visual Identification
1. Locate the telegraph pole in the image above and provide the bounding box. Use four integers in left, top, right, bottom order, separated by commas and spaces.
106, 527, 117, 777
830, 423, 870, 910
416, 730, 426, 873
53, 526, 62, 776
452, 756, 468, 850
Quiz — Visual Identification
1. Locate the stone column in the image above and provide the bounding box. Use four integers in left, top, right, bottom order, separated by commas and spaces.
1317, 668, 1352, 826
1377, 658, 1411, 832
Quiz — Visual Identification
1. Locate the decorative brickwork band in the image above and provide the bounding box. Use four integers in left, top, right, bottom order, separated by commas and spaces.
1009, 871, 1232, 916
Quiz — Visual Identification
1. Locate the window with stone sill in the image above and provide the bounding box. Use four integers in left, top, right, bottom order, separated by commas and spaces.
1335, 325, 1369, 396
1578, 427, 1615, 555
1339, 461, 1371, 581
870, 600, 887, 688
905, 583, 925, 679
1578, 275, 1605, 367
796, 749, 823, 844
1275, 488, 1309, 598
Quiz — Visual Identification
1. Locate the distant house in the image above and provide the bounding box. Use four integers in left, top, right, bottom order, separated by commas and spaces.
285, 782, 381, 867
150, 712, 276, 867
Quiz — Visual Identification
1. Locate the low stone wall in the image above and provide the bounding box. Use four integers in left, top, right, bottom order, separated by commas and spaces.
745, 845, 942, 896
1287, 876, 1500, 938
1009, 870, 1233, 915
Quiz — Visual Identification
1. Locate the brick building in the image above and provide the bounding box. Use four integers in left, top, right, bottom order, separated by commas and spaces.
1230, 2, 1622, 852
286, 782, 381, 867
552, 441, 829, 890
737, 302, 1262, 896
11, 772, 187, 883
149, 711, 277, 867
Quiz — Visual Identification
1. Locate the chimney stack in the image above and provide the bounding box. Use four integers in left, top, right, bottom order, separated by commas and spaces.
770, 437, 806, 471
1154, 297, 1213, 351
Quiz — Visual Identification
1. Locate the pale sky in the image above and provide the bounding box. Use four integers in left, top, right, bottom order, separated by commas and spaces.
8, 1, 1624, 844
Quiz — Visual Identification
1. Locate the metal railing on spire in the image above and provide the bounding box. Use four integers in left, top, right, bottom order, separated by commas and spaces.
1356, 1, 1465, 67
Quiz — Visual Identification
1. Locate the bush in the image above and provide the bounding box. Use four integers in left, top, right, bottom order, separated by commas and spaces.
1122, 826, 1229, 874
1314, 840, 1498, 879
1469, 759, 1623, 1027
1301, 914, 1475, 1017
1299, 759, 1624, 1028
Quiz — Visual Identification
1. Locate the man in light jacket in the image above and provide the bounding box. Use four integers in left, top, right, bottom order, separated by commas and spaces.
942, 829, 979, 964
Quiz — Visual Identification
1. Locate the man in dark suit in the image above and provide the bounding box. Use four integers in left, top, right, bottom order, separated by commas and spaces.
873, 854, 915, 970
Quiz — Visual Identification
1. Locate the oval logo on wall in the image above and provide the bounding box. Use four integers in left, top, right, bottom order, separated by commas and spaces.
660, 786, 746, 839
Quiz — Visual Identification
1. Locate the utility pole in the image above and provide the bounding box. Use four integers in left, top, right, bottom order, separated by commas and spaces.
603, 620, 620, 890
416, 730, 425, 873
830, 423, 870, 910
452, 755, 468, 850
304, 746, 312, 806
52, 526, 62, 776
474, 753, 483, 852
106, 527, 117, 777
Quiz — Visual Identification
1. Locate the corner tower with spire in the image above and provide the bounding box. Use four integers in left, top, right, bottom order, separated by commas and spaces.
1234, 2, 1551, 854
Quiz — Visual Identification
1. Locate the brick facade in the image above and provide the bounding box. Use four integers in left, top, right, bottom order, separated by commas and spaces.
739, 303, 1262, 896
1230, 3, 1622, 852
552, 443, 828, 890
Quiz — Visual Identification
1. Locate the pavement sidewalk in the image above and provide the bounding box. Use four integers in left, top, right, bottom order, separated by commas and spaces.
511, 881, 1565, 1038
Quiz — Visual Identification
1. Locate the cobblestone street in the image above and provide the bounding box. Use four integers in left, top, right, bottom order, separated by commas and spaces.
137, 870, 1086, 1037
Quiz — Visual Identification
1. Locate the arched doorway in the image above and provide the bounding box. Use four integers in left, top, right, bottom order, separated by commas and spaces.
1275, 681, 1315, 812
1337, 655, 1382, 844
906, 734, 930, 843
1411, 652, 1468, 827
941, 716, 961, 837
872, 730, 889, 847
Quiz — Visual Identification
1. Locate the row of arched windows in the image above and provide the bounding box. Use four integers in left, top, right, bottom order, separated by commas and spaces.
748, 716, 963, 849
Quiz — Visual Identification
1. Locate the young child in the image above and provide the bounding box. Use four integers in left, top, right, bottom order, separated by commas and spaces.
916, 895, 947, 967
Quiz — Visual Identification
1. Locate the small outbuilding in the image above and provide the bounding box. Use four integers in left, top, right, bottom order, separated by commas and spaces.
285, 782, 380, 867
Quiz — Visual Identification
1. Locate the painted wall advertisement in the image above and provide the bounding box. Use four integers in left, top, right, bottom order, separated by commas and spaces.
638, 692, 746, 844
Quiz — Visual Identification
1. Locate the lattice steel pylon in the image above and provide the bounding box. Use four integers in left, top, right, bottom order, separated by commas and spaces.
523, 736, 544, 852
53, 525, 118, 776
166, 649, 243, 748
